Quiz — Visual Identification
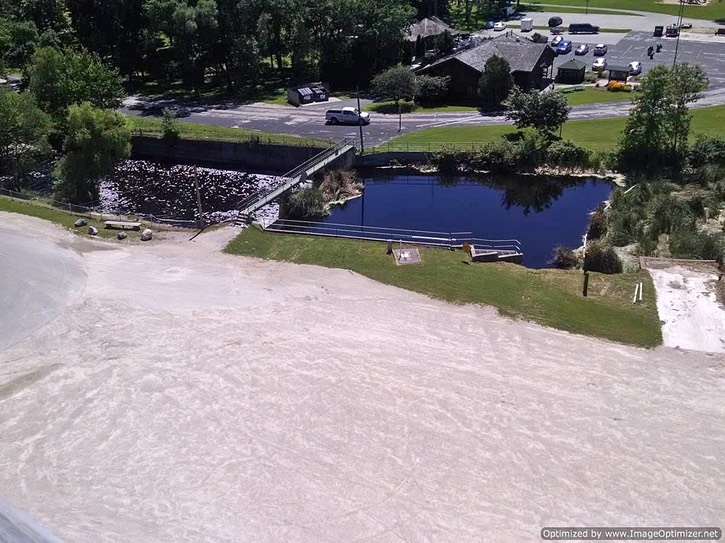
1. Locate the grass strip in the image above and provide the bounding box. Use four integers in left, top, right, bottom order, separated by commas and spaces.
225, 226, 662, 347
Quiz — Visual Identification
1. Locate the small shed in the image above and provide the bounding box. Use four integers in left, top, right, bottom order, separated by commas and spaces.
311, 86, 329, 102
287, 86, 314, 106
607, 64, 630, 82
556, 59, 586, 84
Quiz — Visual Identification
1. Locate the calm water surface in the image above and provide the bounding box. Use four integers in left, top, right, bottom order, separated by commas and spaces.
322, 174, 612, 268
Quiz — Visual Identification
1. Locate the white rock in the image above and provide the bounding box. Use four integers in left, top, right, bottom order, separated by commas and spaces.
140, 229, 153, 241
87, 226, 98, 236
74, 218, 87, 227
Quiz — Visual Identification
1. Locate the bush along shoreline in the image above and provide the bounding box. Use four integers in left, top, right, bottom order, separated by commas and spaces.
429, 131, 612, 179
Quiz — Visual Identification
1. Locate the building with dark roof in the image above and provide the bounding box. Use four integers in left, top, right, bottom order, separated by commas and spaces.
556, 59, 587, 84
406, 16, 458, 43
417, 34, 555, 101
607, 64, 630, 82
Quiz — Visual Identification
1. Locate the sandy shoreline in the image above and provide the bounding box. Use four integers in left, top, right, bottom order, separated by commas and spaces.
1, 213, 723, 542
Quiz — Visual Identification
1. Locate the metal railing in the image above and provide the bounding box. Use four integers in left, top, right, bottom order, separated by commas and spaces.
258, 217, 523, 254
0, 186, 200, 228
235, 138, 355, 221
365, 142, 494, 154
131, 128, 332, 148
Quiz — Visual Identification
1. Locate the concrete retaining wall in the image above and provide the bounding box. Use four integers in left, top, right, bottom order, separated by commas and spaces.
131, 136, 325, 174
355, 152, 430, 167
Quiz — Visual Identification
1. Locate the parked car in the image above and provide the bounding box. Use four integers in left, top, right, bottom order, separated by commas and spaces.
628, 61, 642, 75
551, 35, 564, 47
575, 44, 590, 55
493, 21, 506, 31
325, 107, 370, 125
592, 58, 608, 71
166, 105, 191, 117
548, 16, 563, 27
593, 43, 608, 56
485, 20, 494, 29
569, 23, 600, 34
680, 21, 692, 29
556, 40, 572, 54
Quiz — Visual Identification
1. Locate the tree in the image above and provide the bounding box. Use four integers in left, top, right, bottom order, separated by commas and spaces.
0, 89, 51, 190
505, 87, 570, 134
371, 64, 416, 131
161, 108, 181, 141
28, 47, 125, 121
617, 63, 707, 174
70, 0, 146, 79
437, 29, 454, 55
54, 103, 130, 204
415, 74, 450, 103
478, 54, 512, 106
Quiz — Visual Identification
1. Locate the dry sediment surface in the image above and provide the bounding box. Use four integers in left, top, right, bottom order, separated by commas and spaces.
0, 212, 724, 542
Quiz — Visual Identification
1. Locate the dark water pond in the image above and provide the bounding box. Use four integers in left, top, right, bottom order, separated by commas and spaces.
322, 173, 612, 268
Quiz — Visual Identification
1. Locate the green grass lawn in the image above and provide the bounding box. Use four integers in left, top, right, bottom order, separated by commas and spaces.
365, 100, 480, 114
524, 0, 725, 20
521, 4, 641, 15
225, 226, 662, 347
0, 194, 153, 240
561, 87, 634, 106
381, 104, 725, 152
126, 116, 331, 147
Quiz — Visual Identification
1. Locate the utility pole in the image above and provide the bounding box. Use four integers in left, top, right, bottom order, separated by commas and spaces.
585, 0, 589, 14
673, 0, 685, 66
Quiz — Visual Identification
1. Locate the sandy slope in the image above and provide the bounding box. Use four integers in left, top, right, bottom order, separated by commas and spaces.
0, 213, 724, 543
649, 266, 725, 354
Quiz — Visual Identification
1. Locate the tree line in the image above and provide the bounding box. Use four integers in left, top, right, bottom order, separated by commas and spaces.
0, 0, 466, 93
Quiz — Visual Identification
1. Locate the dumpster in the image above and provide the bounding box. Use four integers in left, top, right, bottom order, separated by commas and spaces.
654, 25, 664, 37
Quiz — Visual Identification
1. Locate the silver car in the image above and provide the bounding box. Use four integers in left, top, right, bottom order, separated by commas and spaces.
628, 61, 642, 75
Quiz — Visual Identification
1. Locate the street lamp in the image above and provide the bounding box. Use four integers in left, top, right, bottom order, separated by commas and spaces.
585, 0, 589, 15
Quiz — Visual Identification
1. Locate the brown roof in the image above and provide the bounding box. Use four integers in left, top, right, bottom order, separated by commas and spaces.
406, 16, 457, 42
420, 34, 551, 74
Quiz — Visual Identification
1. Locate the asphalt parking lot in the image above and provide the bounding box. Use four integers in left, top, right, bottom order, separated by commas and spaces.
551, 32, 725, 89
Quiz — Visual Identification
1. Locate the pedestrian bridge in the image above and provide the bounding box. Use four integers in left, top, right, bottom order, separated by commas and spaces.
235, 138, 355, 225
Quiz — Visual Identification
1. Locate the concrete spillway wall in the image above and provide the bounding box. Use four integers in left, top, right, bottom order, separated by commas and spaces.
131, 136, 326, 174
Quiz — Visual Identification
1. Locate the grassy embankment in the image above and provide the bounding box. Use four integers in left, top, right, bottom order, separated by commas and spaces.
376, 104, 725, 152
225, 226, 662, 347
0, 194, 157, 240
366, 88, 632, 115
126, 116, 331, 147
523, 0, 725, 20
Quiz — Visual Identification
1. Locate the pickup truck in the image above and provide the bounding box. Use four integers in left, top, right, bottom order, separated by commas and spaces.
325, 107, 370, 125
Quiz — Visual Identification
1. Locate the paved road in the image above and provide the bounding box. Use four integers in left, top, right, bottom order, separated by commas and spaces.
122, 31, 725, 147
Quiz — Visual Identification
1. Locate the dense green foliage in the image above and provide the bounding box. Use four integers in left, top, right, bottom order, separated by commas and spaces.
505, 88, 571, 134
431, 133, 597, 173
54, 103, 131, 204
28, 47, 124, 121
478, 55, 512, 106
616, 63, 708, 175
284, 187, 328, 219
0, 88, 51, 189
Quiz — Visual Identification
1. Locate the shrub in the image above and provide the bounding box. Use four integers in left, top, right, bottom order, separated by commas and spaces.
415, 74, 450, 103
669, 227, 724, 260
285, 187, 328, 219
551, 245, 578, 269
606, 81, 631, 93
688, 136, 725, 168
545, 140, 591, 169
431, 146, 466, 173
319, 169, 361, 202
584, 241, 623, 274
587, 205, 607, 240
161, 109, 181, 141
